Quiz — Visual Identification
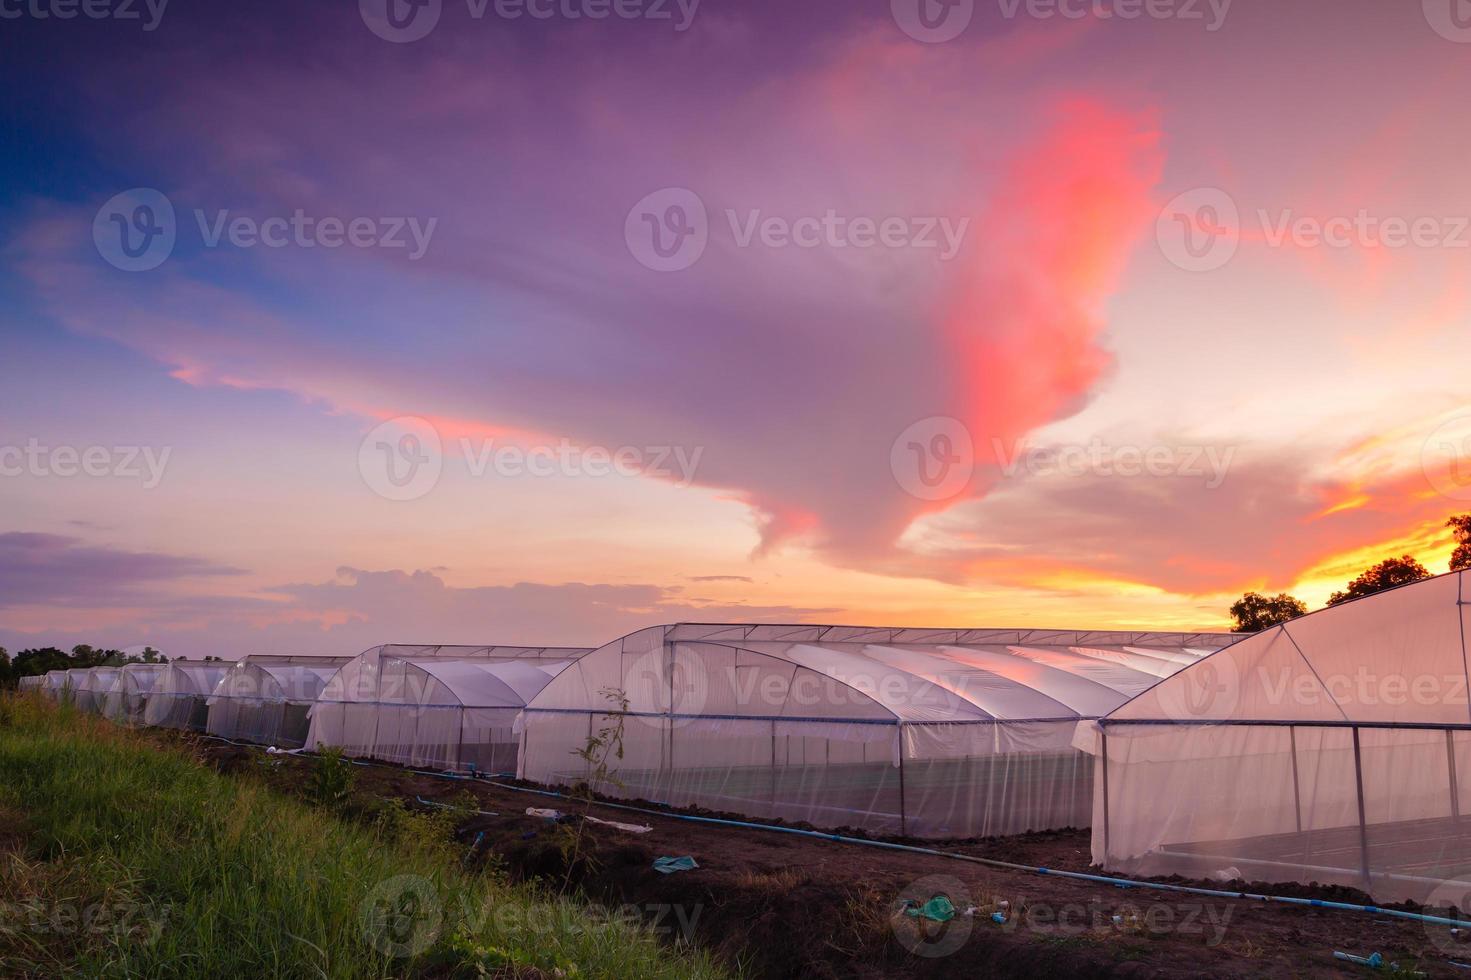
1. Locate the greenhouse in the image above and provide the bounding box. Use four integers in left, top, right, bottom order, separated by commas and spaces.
72, 666, 122, 714
100, 663, 169, 725
41, 669, 72, 698
142, 661, 233, 731
517, 623, 1234, 838
206, 657, 350, 747
307, 644, 592, 772
1086, 569, 1471, 904
17, 675, 44, 692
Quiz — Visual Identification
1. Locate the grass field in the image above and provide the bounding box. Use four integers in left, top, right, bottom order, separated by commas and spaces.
0, 694, 729, 979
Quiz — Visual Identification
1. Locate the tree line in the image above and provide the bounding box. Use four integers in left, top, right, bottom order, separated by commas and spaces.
0, 645, 221, 690
1229, 514, 1471, 632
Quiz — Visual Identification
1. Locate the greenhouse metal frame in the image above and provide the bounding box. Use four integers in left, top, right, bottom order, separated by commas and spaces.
1086, 569, 1471, 904
518, 623, 1235, 838
306, 644, 592, 772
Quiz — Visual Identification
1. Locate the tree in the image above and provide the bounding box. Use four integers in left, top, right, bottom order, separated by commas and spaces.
1450, 515, 1471, 572
1327, 555, 1430, 606
0, 648, 11, 689
1229, 592, 1307, 632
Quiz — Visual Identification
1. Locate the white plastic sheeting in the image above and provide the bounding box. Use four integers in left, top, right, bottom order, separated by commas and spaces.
100, 663, 168, 725
17, 675, 45, 692
1086, 570, 1471, 904
206, 658, 349, 747
518, 624, 1233, 838
72, 667, 121, 714
143, 662, 232, 731
41, 670, 71, 698
307, 645, 590, 772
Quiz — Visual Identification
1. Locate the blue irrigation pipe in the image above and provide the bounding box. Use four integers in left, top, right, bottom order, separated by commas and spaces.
209, 738, 1471, 933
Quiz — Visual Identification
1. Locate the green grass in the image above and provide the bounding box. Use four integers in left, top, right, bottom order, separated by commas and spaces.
0, 695, 730, 979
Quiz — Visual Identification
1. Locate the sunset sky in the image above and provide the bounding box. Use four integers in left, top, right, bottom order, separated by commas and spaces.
3, 0, 1471, 659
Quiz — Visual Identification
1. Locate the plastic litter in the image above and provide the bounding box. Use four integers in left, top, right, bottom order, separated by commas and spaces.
653, 855, 699, 874
900, 895, 955, 923
1333, 951, 1383, 968
585, 814, 653, 834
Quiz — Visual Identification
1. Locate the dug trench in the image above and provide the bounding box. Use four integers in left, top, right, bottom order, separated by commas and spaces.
189, 734, 1468, 979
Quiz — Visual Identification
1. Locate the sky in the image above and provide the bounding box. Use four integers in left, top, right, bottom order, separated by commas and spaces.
2, 0, 1471, 659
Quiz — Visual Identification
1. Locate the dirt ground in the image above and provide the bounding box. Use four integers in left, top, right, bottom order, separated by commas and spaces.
185, 734, 1471, 978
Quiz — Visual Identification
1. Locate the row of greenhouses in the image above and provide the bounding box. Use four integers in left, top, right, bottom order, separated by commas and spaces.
23, 576, 1471, 904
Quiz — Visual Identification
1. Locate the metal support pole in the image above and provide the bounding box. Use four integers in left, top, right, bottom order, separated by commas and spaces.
1449, 729, 1462, 822
897, 723, 908, 837
770, 719, 778, 811
1100, 729, 1112, 861
1289, 726, 1302, 834
1352, 726, 1372, 890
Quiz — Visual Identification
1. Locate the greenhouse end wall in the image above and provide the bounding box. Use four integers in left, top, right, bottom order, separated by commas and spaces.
1089, 570, 1471, 905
